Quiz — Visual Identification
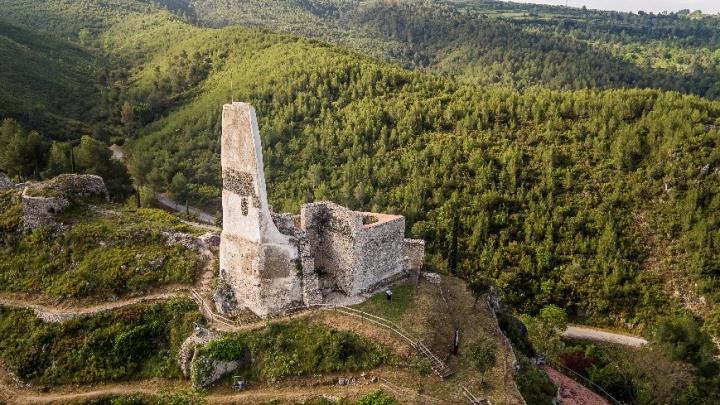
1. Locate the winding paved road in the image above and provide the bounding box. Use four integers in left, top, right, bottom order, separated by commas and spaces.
563, 325, 647, 347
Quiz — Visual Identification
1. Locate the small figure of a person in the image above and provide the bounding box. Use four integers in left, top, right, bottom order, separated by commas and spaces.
385, 289, 393, 302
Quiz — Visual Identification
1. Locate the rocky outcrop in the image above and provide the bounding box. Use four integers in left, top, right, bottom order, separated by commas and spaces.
213, 280, 239, 317
190, 356, 241, 389
199, 232, 220, 248
181, 326, 248, 389
0, 171, 13, 190
178, 326, 220, 377
22, 174, 108, 230
163, 231, 201, 250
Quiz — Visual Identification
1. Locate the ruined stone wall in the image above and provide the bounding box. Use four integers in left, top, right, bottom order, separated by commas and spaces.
352, 216, 406, 295
301, 202, 408, 296
218, 102, 304, 318
21, 174, 108, 230
21, 192, 70, 230
403, 239, 425, 271
271, 212, 322, 306
301, 202, 361, 295
0, 172, 12, 190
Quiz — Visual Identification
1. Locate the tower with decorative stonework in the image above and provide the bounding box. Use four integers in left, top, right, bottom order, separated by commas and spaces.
218, 102, 303, 318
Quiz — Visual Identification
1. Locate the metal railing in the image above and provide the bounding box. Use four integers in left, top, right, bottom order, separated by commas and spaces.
313, 303, 454, 379
189, 288, 237, 328
462, 386, 491, 405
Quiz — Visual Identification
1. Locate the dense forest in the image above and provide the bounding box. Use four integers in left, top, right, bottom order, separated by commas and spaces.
137, 0, 720, 98
1, 0, 720, 402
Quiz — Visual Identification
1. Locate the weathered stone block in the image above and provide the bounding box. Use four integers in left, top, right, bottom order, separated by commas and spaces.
403, 238, 425, 271
21, 174, 108, 230
0, 171, 12, 190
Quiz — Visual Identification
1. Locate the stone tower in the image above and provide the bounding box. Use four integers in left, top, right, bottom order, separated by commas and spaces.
219, 102, 303, 317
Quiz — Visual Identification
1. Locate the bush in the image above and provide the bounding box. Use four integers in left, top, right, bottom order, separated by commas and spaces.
206, 337, 247, 361
356, 390, 398, 405
196, 321, 392, 383
0, 299, 202, 385
515, 356, 556, 405
465, 336, 497, 384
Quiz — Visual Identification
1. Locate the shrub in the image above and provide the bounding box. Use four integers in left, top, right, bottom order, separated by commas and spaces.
206, 337, 247, 361
0, 299, 202, 385
465, 336, 497, 385
356, 390, 398, 405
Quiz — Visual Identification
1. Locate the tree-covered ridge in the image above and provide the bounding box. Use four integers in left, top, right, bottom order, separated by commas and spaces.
0, 0, 161, 37
142, 0, 720, 97
455, 1, 720, 96
0, 20, 101, 137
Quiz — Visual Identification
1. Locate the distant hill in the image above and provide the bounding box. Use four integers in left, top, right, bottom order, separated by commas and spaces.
0, 20, 99, 137
146, 0, 720, 98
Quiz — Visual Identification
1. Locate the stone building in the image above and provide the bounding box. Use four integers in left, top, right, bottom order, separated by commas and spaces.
217, 102, 424, 318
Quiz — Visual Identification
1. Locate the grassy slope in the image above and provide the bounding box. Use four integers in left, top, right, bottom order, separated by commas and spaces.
0, 189, 202, 301
0, 298, 201, 385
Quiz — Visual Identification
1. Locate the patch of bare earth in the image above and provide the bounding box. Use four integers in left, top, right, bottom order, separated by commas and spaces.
540, 365, 608, 405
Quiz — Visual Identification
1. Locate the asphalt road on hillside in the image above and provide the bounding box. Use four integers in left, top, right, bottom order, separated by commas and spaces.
156, 193, 217, 225
563, 325, 648, 347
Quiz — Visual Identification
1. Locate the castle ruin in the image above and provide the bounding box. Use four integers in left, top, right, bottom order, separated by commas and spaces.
217, 102, 424, 318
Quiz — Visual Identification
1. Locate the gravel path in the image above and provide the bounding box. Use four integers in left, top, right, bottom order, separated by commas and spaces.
0, 290, 186, 322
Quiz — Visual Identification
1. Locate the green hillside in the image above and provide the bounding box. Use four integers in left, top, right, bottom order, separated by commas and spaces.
148, 0, 720, 97
104, 10, 720, 331
0, 20, 100, 137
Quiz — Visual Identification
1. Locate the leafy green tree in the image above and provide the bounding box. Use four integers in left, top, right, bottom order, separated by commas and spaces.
43, 141, 73, 178
170, 172, 189, 204
465, 336, 497, 385
357, 390, 398, 405
0, 119, 48, 180
121, 101, 135, 137
654, 313, 719, 377
78, 28, 92, 46
522, 305, 568, 356
74, 135, 133, 201
468, 274, 493, 307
